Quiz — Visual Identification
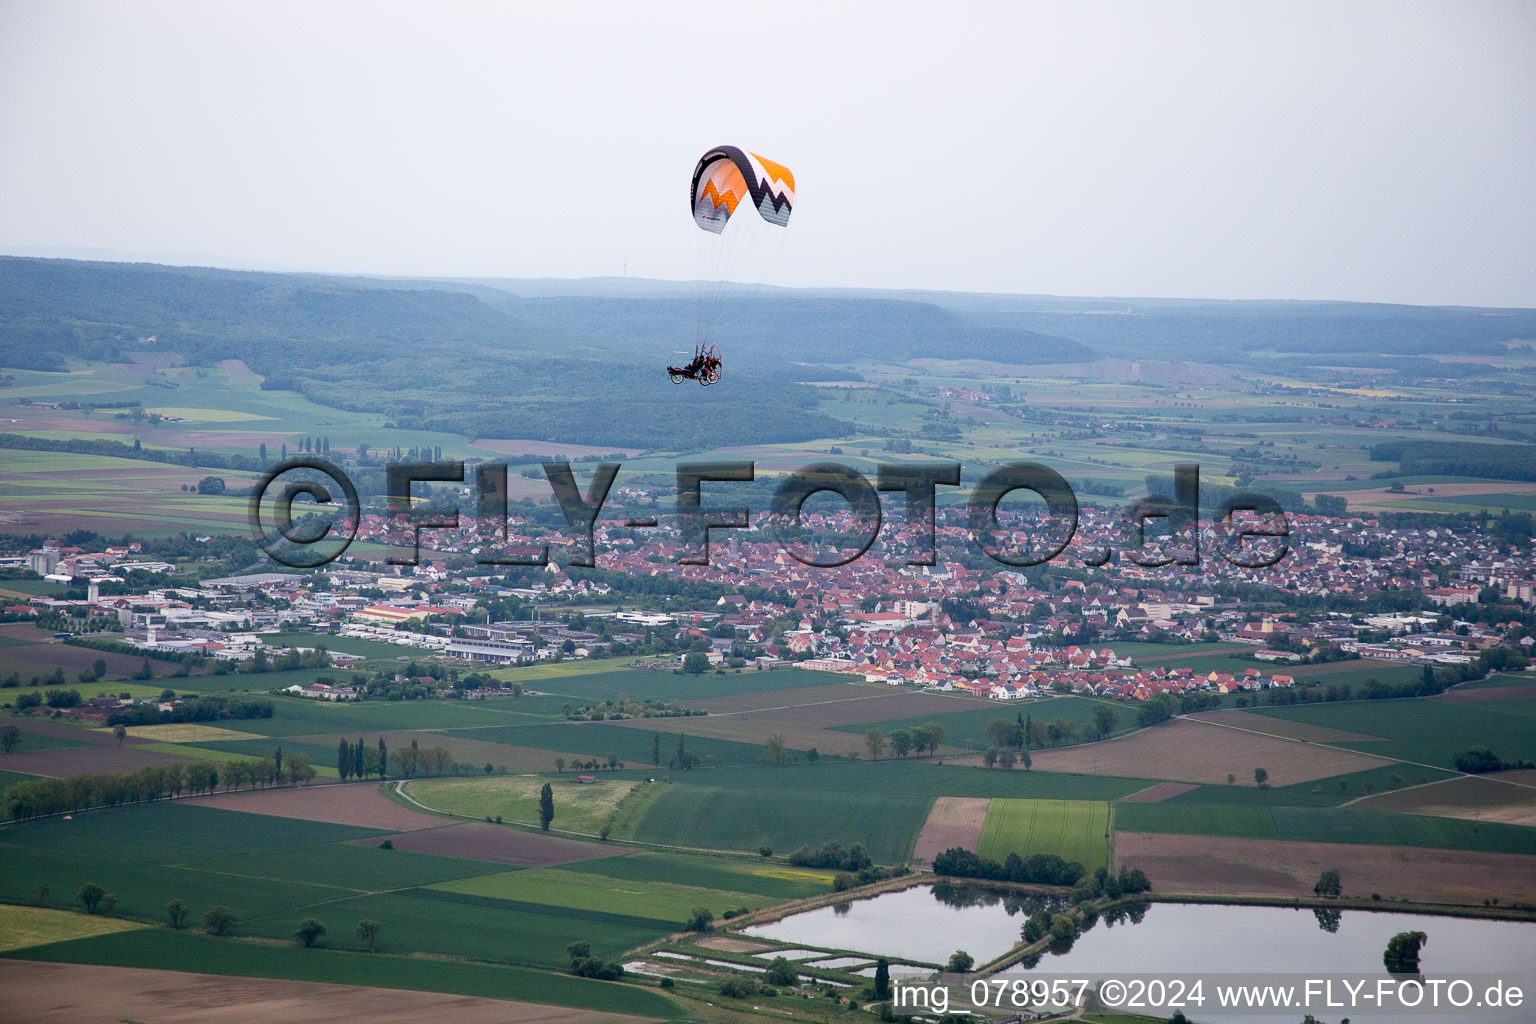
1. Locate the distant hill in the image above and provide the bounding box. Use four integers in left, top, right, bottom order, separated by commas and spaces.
5, 257, 1533, 448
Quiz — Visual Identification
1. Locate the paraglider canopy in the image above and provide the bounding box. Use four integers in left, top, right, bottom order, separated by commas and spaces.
691, 146, 795, 233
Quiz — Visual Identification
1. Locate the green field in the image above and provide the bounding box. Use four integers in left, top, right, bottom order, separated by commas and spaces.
1459, 672, 1536, 690
501, 666, 845, 704
203, 842, 499, 891
0, 798, 697, 977
0, 903, 145, 952
1161, 763, 1458, 807
635, 760, 1155, 801
830, 695, 1133, 750
2, 928, 682, 1017
403, 775, 640, 833
1252, 697, 1536, 769
459, 720, 771, 767
0, 810, 382, 925
430, 865, 778, 922
225, 695, 519, 737
976, 799, 1110, 871
0, 727, 91, 755
557, 851, 836, 901
634, 782, 932, 863
1114, 801, 1536, 855
237, 886, 672, 967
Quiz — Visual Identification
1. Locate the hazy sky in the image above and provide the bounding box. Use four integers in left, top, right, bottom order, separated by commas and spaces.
2, 1, 1534, 306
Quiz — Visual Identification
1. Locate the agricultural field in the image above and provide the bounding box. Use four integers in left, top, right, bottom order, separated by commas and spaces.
116, 723, 266, 743
0, 961, 660, 1024
0, 904, 144, 952
182, 780, 444, 830
1457, 671, 1536, 690
557, 851, 837, 901
0, 796, 688, 987
632, 759, 1155, 802
632, 782, 933, 863
495, 666, 844, 705
976, 798, 1110, 871
1188, 708, 1379, 744
430, 865, 780, 923
403, 775, 641, 834
1, 928, 680, 1018
1028, 719, 1391, 785
609, 683, 989, 757
1113, 801, 1536, 855
452, 721, 770, 768
247, 888, 671, 967
369, 822, 628, 867
1351, 771, 1536, 827
1115, 833, 1536, 906
832, 695, 1134, 751
1159, 763, 1458, 807
1251, 697, 1536, 770
912, 797, 990, 865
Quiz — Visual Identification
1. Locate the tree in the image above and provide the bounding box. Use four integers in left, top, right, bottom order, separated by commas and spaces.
34, 881, 48, 906
1137, 693, 1175, 727
653, 733, 660, 766
682, 651, 709, 674
294, 919, 326, 947
378, 737, 387, 779
872, 958, 891, 999
1092, 704, 1118, 739
865, 729, 886, 760
1383, 930, 1427, 973
77, 883, 105, 914
763, 732, 789, 766
196, 476, 226, 495
944, 950, 974, 973
112, 723, 127, 747
986, 718, 1022, 749
204, 906, 236, 936
997, 748, 1017, 770
1314, 868, 1342, 898
285, 753, 315, 787
889, 728, 913, 758
338, 738, 351, 782
764, 956, 798, 987
538, 782, 554, 831
100, 893, 117, 914
357, 919, 382, 952
553, 757, 565, 774
687, 907, 715, 932
354, 737, 364, 780
0, 724, 20, 754
1254, 767, 1270, 788
166, 899, 188, 929
913, 722, 945, 756
982, 747, 999, 768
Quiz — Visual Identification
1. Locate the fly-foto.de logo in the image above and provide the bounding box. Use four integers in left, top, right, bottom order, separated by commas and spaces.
248, 459, 1289, 571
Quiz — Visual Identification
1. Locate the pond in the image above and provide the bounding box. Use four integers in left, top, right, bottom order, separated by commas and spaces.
744, 884, 1536, 1022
